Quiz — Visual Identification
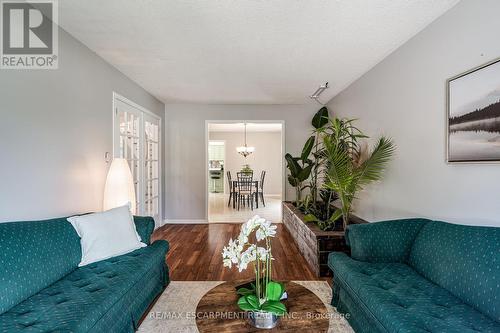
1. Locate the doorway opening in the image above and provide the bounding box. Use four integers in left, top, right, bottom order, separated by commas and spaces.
206, 121, 284, 223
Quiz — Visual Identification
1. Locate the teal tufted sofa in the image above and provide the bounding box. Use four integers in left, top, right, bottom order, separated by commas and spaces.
0, 215, 169, 332
328, 219, 500, 333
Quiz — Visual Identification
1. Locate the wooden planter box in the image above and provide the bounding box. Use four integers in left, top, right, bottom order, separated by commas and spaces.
282, 201, 366, 277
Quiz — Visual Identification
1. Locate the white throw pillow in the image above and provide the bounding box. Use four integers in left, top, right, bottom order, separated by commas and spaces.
67, 204, 146, 266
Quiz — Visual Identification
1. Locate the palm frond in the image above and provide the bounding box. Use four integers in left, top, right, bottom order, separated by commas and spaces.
323, 136, 353, 194
355, 137, 395, 189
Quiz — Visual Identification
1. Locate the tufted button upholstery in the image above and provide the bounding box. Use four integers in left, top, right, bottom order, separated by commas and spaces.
0, 218, 81, 314
329, 252, 500, 333
0, 240, 169, 332
409, 221, 500, 322
0, 215, 156, 318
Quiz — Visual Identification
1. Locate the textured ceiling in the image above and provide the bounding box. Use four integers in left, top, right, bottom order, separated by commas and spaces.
58, 0, 459, 104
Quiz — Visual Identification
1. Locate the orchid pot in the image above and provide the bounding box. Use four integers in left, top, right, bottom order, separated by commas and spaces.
222, 216, 286, 329
248, 311, 280, 329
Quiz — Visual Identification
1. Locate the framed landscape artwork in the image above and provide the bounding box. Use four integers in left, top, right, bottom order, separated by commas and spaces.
447, 58, 500, 163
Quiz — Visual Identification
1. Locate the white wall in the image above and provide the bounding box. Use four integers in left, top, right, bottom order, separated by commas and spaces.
0, 28, 165, 222
209, 131, 282, 195
327, 0, 500, 226
165, 104, 319, 221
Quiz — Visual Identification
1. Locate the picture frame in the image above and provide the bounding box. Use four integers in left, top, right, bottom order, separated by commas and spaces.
446, 57, 500, 163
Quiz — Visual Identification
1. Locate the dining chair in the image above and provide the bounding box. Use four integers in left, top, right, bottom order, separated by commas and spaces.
259, 171, 266, 207
226, 171, 237, 208
236, 172, 255, 210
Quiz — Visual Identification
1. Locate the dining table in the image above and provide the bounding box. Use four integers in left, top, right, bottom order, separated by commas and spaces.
231, 180, 260, 209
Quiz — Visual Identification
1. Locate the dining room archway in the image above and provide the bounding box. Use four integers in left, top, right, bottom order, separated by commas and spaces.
205, 121, 285, 223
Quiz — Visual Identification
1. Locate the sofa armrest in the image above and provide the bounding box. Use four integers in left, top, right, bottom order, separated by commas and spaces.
133, 216, 155, 245
346, 218, 428, 263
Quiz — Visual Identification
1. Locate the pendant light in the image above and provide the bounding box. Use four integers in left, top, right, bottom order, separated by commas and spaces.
236, 123, 255, 158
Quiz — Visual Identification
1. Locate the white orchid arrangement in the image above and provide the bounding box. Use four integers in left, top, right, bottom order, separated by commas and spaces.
222, 216, 286, 316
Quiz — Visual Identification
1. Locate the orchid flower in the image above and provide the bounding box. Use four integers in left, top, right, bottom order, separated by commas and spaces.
222, 216, 275, 274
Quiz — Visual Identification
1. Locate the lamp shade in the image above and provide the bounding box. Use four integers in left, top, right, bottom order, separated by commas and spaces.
103, 158, 136, 214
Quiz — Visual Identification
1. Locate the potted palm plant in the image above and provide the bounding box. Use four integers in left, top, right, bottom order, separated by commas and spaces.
322, 118, 395, 230
283, 108, 395, 276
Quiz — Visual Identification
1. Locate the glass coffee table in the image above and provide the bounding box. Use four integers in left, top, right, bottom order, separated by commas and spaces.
195, 281, 329, 332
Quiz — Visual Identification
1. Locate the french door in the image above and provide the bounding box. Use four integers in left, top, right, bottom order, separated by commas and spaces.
143, 113, 160, 221
113, 94, 161, 225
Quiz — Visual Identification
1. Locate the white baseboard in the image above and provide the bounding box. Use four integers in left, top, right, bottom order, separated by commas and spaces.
208, 220, 245, 224
163, 219, 208, 224
208, 220, 283, 224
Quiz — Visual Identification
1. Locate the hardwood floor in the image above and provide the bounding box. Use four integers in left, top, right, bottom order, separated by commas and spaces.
152, 223, 316, 281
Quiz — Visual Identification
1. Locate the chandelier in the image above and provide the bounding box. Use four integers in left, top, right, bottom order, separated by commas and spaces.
236, 123, 255, 158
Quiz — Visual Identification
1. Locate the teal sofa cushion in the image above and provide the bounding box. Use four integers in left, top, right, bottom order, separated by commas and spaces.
133, 215, 155, 245
0, 240, 169, 333
330, 252, 500, 333
408, 221, 500, 322
0, 218, 81, 314
329, 219, 500, 333
0, 215, 158, 316
346, 218, 428, 263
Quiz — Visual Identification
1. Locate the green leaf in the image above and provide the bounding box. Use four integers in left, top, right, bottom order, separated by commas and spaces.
285, 153, 302, 177
237, 295, 260, 311
245, 295, 260, 309
312, 107, 329, 129
237, 287, 255, 296
323, 135, 353, 193
297, 164, 313, 182
301, 136, 315, 161
287, 175, 298, 187
261, 300, 287, 315
356, 137, 395, 187
303, 214, 319, 223
237, 295, 259, 311
329, 209, 343, 222
266, 281, 284, 301
317, 221, 326, 230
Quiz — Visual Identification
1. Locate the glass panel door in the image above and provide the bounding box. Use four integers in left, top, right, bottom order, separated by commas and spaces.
144, 114, 160, 222
115, 99, 142, 213
114, 96, 161, 225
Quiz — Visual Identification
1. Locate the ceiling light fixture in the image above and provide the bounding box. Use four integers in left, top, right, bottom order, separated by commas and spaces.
236, 123, 255, 158
309, 82, 329, 105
